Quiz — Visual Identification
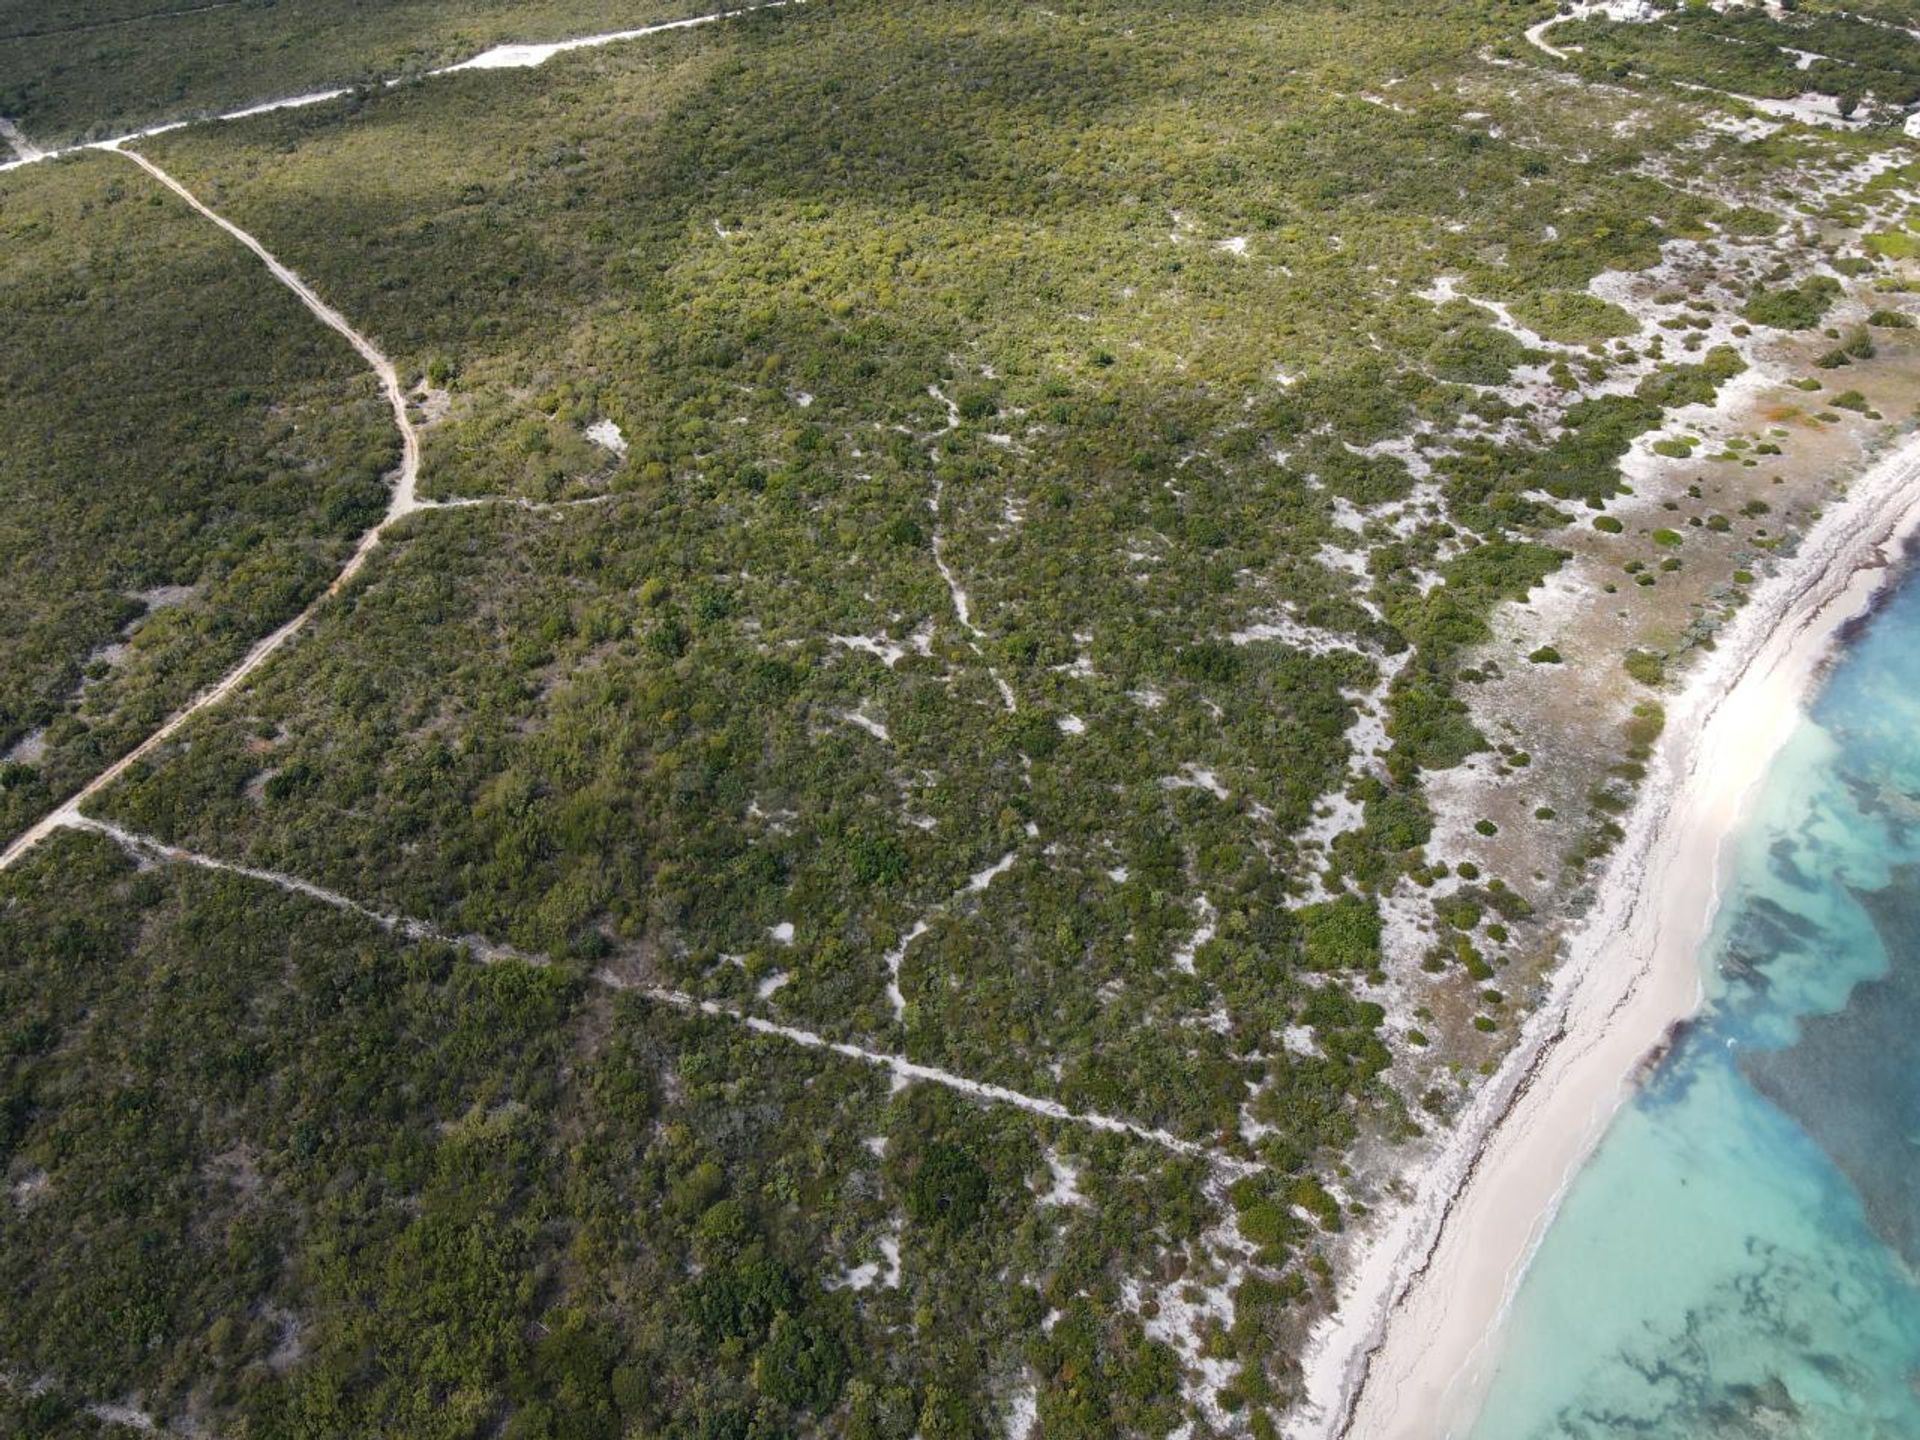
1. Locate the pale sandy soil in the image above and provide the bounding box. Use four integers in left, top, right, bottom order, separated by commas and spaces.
1337, 411, 1920, 1440
1304, 324, 1920, 1437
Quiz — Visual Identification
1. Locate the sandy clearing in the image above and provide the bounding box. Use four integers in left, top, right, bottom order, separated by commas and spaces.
432, 1, 800, 73
423, 492, 620, 513
0, 118, 44, 163
584, 417, 627, 455
0, 146, 421, 874
1312, 419, 1920, 1438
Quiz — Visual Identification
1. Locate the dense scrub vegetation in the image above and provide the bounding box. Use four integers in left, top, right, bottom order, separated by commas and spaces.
0, 0, 718, 144
88, 0, 1751, 1158
0, 831, 1229, 1438
0, 151, 395, 848
5, 0, 1914, 1431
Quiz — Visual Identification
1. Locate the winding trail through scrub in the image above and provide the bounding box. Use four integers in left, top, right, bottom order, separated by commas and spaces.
926, 384, 1019, 712
0, 146, 422, 874
1523, 14, 1572, 61
64, 816, 1257, 1174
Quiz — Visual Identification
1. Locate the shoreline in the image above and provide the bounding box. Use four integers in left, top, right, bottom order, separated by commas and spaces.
1310, 416, 1920, 1439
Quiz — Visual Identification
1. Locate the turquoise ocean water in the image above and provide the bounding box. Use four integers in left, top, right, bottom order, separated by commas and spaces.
1468, 570, 1920, 1440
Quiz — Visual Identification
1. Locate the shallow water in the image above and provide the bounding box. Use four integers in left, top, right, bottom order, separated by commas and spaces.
1468, 572, 1920, 1440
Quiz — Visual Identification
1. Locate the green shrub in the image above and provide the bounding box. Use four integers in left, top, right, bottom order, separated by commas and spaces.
906, 1143, 990, 1233
1624, 650, 1666, 686
1741, 276, 1841, 331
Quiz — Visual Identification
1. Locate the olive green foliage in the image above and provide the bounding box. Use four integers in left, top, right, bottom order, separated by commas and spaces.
0, 0, 706, 143
1623, 648, 1666, 686
0, 152, 394, 847
0, 0, 1854, 1429
1507, 290, 1639, 343
1741, 276, 1842, 331
1296, 895, 1383, 973
74, 0, 1737, 1160
0, 832, 1225, 1438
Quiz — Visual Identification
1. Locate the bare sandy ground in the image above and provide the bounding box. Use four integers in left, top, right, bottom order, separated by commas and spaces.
1313, 418, 1920, 1438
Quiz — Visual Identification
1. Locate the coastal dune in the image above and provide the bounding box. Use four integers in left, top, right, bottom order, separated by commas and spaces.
1319, 422, 1920, 1439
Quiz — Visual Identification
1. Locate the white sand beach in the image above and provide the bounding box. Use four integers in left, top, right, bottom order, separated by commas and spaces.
1310, 420, 1920, 1439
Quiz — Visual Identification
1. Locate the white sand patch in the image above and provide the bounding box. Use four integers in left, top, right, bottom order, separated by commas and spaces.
1161, 765, 1231, 801
1703, 111, 1784, 141
1057, 714, 1086, 735
1230, 612, 1363, 655
1125, 1200, 1266, 1429
841, 707, 891, 743
768, 921, 795, 945
1130, 686, 1167, 710
0, 117, 44, 162
832, 623, 934, 669
1672, 80, 1870, 130
883, 919, 931, 1023
1217, 235, 1250, 256
5, 729, 46, 765
1006, 1382, 1040, 1440
1328, 496, 1369, 534
967, 851, 1018, 892
85, 1402, 159, 1432
584, 418, 627, 455
832, 633, 908, 667
1317, 541, 1372, 582
835, 1219, 902, 1292
756, 970, 791, 1000
1171, 895, 1218, 974
1050, 633, 1096, 678
437, 2, 801, 72
884, 852, 1016, 1021
130, 583, 197, 611
927, 458, 1017, 713
1036, 1148, 1088, 1207
10, 1167, 48, 1207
